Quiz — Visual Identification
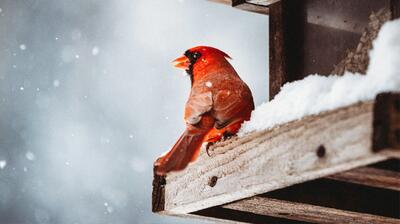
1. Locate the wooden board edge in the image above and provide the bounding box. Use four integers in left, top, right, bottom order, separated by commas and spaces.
373, 92, 400, 151
152, 166, 166, 213
327, 166, 400, 191
222, 196, 400, 224
166, 155, 388, 214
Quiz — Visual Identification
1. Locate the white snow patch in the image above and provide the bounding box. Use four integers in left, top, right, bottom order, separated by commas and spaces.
92, 46, 100, 56
25, 151, 36, 161
205, 81, 213, 88
0, 160, 6, 169
240, 19, 400, 134
19, 44, 26, 50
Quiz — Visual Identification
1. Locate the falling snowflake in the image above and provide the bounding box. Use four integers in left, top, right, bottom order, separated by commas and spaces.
19, 44, 26, 50
25, 151, 35, 161
53, 80, 60, 87
205, 81, 212, 87
92, 46, 100, 56
0, 160, 6, 169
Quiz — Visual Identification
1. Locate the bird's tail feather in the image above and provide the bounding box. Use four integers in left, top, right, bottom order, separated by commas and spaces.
154, 130, 205, 175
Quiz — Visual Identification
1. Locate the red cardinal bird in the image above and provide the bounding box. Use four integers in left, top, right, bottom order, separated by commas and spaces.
154, 46, 254, 175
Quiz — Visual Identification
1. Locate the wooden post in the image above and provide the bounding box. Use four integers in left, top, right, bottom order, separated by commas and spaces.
373, 93, 400, 152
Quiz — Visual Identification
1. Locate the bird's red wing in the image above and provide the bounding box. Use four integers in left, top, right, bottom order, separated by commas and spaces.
184, 90, 213, 126
212, 84, 254, 129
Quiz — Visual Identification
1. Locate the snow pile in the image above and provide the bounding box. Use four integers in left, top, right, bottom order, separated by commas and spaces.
240, 19, 400, 134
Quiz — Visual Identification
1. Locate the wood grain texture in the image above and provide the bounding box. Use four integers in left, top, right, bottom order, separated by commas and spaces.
154, 100, 392, 214
373, 93, 400, 151
234, 2, 269, 14
223, 196, 400, 224
208, 0, 269, 14
327, 167, 400, 191
247, 0, 280, 6
269, 0, 286, 99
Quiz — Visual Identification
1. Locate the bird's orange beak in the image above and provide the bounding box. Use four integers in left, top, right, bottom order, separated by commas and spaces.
172, 55, 190, 70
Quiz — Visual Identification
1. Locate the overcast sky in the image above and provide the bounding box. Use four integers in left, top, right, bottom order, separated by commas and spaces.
0, 0, 268, 223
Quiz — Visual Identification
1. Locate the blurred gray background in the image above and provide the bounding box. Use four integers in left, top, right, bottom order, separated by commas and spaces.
0, 0, 268, 223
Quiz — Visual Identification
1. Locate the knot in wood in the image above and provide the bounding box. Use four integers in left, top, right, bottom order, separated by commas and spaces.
208, 176, 218, 187
316, 145, 326, 158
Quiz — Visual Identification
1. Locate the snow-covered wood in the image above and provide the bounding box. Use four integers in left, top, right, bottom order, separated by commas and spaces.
152, 93, 400, 214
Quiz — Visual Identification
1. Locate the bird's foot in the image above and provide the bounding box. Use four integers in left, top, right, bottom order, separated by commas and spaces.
205, 142, 214, 157
222, 131, 235, 141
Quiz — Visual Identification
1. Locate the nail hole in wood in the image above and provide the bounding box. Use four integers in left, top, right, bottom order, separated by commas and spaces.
209, 176, 218, 187
316, 145, 326, 158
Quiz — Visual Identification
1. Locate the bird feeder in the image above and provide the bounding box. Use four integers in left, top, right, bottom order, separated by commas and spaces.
152, 0, 400, 223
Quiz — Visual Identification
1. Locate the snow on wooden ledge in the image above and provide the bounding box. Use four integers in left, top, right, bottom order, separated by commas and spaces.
152, 92, 400, 215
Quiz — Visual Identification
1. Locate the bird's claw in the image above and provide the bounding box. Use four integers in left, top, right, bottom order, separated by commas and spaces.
205, 142, 214, 157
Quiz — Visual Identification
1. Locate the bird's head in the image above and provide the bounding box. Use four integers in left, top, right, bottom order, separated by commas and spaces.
172, 46, 231, 80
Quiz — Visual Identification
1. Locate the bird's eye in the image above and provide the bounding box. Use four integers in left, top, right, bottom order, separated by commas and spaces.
193, 52, 200, 59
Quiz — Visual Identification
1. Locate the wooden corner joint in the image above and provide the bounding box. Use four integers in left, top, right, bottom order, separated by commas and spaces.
152, 166, 166, 213
373, 92, 400, 152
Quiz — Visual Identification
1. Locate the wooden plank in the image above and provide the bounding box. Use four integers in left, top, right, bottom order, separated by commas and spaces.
153, 100, 393, 214
192, 206, 309, 224
247, 0, 280, 6
392, 0, 400, 19
234, 2, 269, 15
327, 167, 400, 191
209, 0, 269, 14
373, 93, 400, 151
263, 178, 400, 218
268, 0, 286, 99
173, 212, 246, 224
222, 196, 400, 224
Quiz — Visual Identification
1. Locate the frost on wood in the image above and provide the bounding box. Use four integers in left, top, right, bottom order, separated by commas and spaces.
241, 19, 400, 134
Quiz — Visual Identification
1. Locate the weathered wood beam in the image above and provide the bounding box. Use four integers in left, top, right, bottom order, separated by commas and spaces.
153, 93, 400, 214
222, 196, 400, 224
373, 92, 400, 151
208, 0, 270, 15
327, 167, 400, 191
